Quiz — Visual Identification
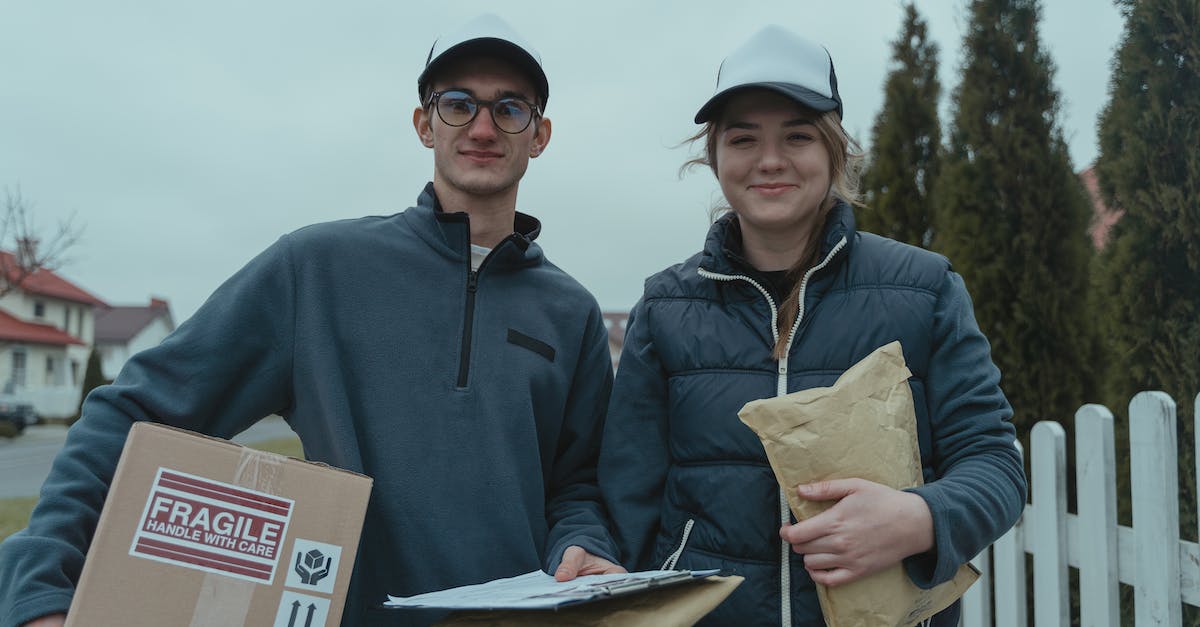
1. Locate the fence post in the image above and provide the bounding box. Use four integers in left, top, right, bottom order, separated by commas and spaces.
992, 438, 1027, 627
993, 520, 1026, 627
1076, 404, 1119, 626
1130, 391, 1180, 626
962, 549, 991, 626
1032, 421, 1068, 625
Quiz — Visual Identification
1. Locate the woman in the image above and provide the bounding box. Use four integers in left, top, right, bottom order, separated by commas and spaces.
599, 25, 1026, 627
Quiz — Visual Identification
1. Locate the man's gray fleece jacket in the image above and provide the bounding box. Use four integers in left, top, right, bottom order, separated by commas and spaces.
0, 183, 618, 627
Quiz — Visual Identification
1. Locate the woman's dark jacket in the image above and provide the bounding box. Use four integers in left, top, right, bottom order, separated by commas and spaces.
599, 202, 1027, 626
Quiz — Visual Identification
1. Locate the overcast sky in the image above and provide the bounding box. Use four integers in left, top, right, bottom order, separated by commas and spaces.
2, 0, 1125, 323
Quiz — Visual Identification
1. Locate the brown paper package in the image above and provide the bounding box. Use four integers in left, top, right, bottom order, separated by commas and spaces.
738, 341, 977, 627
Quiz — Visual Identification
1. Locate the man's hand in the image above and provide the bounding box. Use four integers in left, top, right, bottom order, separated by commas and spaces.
23, 614, 66, 627
779, 478, 934, 587
553, 545, 627, 582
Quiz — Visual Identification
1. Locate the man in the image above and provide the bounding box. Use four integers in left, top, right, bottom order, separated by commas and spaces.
0, 14, 622, 627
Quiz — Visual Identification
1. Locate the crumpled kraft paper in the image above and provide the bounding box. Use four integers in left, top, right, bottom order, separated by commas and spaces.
737, 341, 977, 627
433, 575, 743, 627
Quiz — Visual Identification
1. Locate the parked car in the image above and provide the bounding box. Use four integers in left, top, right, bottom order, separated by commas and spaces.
0, 395, 36, 437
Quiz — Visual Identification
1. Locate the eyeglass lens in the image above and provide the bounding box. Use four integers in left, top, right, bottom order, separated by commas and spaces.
435, 91, 534, 134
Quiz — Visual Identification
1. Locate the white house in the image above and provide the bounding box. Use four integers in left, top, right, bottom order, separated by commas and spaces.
94, 298, 175, 380
0, 251, 107, 419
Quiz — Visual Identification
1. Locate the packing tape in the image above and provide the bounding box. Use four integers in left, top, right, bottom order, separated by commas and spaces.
187, 446, 287, 627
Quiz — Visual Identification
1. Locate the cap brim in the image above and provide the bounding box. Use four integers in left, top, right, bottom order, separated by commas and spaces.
418, 38, 549, 106
694, 82, 841, 123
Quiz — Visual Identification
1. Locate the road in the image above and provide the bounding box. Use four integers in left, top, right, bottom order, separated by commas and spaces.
0, 416, 298, 499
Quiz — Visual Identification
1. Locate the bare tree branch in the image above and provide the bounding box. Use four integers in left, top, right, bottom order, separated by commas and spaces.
0, 187, 84, 298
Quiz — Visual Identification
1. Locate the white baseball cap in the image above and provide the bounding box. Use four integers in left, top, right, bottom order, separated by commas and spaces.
418, 14, 549, 106
694, 25, 842, 123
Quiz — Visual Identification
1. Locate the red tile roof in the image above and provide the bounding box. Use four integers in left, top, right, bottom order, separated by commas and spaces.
95, 299, 175, 343
0, 309, 85, 346
1079, 166, 1124, 250
0, 251, 107, 306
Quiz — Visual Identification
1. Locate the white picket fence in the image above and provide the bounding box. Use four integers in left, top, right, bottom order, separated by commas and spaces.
961, 391, 1200, 626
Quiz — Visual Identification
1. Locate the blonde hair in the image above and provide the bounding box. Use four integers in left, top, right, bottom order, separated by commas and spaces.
683, 102, 865, 359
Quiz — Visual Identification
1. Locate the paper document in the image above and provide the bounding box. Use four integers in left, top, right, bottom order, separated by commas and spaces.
383, 569, 721, 610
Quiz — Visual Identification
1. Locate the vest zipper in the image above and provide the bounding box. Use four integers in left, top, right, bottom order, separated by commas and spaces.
661, 518, 695, 571
698, 234, 847, 627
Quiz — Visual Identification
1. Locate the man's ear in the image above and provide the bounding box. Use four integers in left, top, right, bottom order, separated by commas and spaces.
413, 107, 435, 148
530, 117, 551, 158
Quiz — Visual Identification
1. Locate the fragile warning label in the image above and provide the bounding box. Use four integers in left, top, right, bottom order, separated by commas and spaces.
129, 468, 294, 583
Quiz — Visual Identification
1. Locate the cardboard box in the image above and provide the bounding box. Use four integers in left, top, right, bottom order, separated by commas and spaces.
65, 422, 372, 627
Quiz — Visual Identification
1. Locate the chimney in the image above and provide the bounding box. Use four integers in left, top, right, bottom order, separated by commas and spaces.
149, 297, 169, 310
16, 237, 38, 268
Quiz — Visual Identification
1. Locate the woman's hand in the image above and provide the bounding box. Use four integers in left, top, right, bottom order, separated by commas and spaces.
23, 614, 66, 627
779, 478, 934, 587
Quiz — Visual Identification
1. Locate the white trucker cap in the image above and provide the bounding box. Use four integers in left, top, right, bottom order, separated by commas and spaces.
694, 25, 842, 123
418, 14, 549, 107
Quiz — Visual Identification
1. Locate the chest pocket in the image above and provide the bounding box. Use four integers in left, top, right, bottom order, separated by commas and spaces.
507, 328, 556, 362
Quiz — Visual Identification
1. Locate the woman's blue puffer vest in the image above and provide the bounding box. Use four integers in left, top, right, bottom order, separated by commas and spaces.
600, 202, 1026, 627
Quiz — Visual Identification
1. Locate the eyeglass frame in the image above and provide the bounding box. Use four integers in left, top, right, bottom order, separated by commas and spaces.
425, 90, 543, 135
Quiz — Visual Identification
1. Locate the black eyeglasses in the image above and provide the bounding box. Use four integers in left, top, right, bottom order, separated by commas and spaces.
427, 90, 540, 134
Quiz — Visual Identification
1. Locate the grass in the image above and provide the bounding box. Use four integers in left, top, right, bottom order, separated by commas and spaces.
251, 436, 305, 460
0, 496, 38, 541
0, 435, 304, 543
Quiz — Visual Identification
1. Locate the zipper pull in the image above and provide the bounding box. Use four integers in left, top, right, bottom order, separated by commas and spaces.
778, 362, 788, 375
466, 270, 478, 293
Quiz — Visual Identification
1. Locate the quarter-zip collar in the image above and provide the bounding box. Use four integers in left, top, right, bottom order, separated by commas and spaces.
408, 181, 544, 271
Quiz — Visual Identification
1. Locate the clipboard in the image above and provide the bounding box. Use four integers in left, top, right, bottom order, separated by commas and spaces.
382, 569, 721, 611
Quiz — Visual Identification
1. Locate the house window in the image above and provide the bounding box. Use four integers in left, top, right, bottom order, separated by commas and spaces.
70, 359, 80, 386
11, 350, 27, 386
46, 356, 55, 385
34, 301, 46, 318
64, 307, 70, 331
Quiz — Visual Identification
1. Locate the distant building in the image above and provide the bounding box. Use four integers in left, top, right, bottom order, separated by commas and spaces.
0, 251, 107, 418
602, 311, 628, 371
94, 298, 175, 380
1080, 165, 1124, 250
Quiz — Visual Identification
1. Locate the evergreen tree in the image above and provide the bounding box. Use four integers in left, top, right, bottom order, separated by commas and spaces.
860, 2, 941, 247
73, 349, 108, 426
1094, 0, 1199, 553
932, 0, 1095, 444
